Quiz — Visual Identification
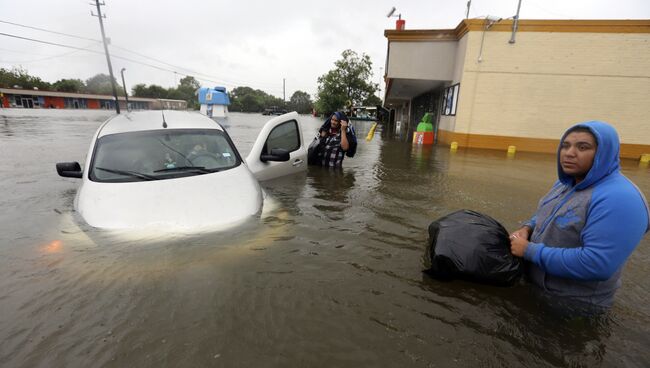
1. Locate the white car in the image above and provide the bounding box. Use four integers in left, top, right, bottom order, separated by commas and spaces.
56, 110, 307, 230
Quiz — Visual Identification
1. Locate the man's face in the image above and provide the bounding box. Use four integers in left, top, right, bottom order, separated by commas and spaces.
330, 115, 340, 129
560, 131, 597, 182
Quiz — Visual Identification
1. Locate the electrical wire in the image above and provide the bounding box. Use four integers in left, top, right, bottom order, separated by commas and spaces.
0, 32, 101, 52
0, 31, 286, 93
0, 18, 285, 91
0, 19, 100, 42
0, 42, 100, 64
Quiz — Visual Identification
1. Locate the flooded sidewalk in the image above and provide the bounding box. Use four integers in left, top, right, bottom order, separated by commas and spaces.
0, 110, 648, 367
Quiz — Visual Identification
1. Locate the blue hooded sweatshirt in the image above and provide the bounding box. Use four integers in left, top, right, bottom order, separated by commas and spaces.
523, 121, 649, 307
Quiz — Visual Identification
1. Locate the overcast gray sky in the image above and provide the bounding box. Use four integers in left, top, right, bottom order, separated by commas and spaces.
1, 0, 648, 99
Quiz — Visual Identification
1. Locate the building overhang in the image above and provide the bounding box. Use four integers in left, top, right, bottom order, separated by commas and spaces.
385, 19, 650, 42
384, 78, 445, 107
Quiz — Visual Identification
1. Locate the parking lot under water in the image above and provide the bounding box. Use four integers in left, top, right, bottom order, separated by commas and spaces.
0, 109, 648, 367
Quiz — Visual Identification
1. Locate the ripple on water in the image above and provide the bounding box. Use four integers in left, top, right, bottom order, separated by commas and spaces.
0, 111, 648, 367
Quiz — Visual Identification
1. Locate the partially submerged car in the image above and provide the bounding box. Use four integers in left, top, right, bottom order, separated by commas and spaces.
56, 110, 307, 230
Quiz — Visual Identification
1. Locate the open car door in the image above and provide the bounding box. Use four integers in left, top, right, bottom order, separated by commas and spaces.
246, 112, 307, 181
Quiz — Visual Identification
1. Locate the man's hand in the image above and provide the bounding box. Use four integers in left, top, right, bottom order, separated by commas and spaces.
509, 226, 532, 258
510, 234, 529, 258
340, 120, 348, 128
510, 226, 532, 240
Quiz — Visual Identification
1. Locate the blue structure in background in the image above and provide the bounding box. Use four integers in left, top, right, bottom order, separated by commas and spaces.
198, 86, 230, 118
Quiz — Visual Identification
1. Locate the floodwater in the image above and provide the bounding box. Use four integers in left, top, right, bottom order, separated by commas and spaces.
0, 109, 648, 367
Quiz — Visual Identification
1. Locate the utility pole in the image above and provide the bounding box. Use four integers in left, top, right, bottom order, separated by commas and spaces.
378, 67, 383, 99
91, 0, 120, 114
120, 68, 130, 111
466, 0, 472, 19
282, 78, 286, 103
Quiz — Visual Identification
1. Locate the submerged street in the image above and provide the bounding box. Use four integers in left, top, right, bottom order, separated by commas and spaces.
0, 109, 649, 367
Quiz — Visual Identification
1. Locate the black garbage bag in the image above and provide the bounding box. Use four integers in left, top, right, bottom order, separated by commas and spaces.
307, 136, 325, 166
423, 209, 523, 286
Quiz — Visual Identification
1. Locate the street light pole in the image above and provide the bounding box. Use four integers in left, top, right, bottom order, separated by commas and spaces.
378, 67, 383, 99
91, 0, 120, 114
120, 68, 130, 111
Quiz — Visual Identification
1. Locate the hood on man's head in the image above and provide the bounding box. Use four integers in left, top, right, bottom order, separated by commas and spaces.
557, 120, 621, 189
334, 111, 348, 122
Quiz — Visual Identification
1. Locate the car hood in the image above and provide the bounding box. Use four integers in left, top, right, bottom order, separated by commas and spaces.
76, 165, 263, 230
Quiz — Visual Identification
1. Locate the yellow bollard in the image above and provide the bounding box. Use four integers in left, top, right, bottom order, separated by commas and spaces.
366, 122, 378, 141
641, 154, 650, 164
507, 145, 516, 154
450, 141, 459, 151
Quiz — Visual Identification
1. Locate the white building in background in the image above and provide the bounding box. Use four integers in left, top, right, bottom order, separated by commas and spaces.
383, 19, 650, 159
198, 87, 230, 118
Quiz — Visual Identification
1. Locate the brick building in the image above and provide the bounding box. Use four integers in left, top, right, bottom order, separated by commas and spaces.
0, 88, 187, 111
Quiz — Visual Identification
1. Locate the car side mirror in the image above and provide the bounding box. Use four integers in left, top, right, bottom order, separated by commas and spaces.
260, 148, 290, 162
56, 162, 83, 178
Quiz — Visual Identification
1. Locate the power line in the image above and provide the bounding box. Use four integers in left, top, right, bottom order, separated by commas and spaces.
0, 31, 228, 85
0, 47, 58, 56
0, 35, 285, 95
0, 42, 101, 64
0, 32, 102, 52
0, 18, 285, 90
0, 19, 101, 42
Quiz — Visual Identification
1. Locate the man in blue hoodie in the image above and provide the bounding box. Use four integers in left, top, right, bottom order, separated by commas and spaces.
510, 121, 649, 307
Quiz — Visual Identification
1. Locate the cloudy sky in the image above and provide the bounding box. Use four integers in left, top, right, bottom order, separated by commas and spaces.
1, 0, 648, 99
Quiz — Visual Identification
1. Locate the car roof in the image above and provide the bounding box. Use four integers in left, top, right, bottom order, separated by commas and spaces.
98, 110, 224, 137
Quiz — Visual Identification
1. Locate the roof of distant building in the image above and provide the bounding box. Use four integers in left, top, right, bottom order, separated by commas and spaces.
0, 87, 186, 103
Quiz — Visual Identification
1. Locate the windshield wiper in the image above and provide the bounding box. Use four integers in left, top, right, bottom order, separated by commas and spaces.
95, 166, 159, 181
153, 166, 215, 173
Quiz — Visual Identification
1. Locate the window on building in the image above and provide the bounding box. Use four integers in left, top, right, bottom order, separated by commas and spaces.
441, 84, 460, 116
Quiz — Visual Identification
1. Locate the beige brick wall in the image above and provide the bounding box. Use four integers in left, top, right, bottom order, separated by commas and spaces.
439, 35, 469, 132
453, 30, 650, 145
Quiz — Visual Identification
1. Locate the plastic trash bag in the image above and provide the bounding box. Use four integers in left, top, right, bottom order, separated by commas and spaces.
307, 136, 325, 166
423, 209, 523, 286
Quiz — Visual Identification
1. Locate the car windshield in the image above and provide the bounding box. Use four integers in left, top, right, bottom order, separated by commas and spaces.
89, 129, 239, 182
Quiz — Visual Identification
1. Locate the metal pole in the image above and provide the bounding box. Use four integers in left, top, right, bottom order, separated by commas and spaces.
509, 0, 523, 44
378, 67, 383, 99
466, 0, 472, 19
92, 0, 120, 114
283, 78, 286, 102
120, 68, 130, 111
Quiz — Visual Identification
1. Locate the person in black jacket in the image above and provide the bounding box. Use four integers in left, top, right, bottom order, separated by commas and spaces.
317, 111, 350, 168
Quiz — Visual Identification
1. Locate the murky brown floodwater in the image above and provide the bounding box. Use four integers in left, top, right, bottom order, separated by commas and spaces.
1, 109, 648, 367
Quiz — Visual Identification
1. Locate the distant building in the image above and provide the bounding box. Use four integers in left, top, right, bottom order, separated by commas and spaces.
198, 86, 230, 118
0, 88, 187, 111
383, 19, 650, 159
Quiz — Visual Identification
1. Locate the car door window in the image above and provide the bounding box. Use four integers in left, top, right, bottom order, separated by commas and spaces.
262, 120, 300, 154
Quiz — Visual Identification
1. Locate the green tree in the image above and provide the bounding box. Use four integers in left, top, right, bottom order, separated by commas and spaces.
363, 94, 382, 107
131, 83, 148, 97
229, 86, 284, 113
52, 78, 85, 93
144, 85, 169, 99
0, 66, 51, 90
130, 83, 168, 99
85, 73, 124, 95
315, 49, 378, 115
173, 76, 200, 109
288, 90, 312, 114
